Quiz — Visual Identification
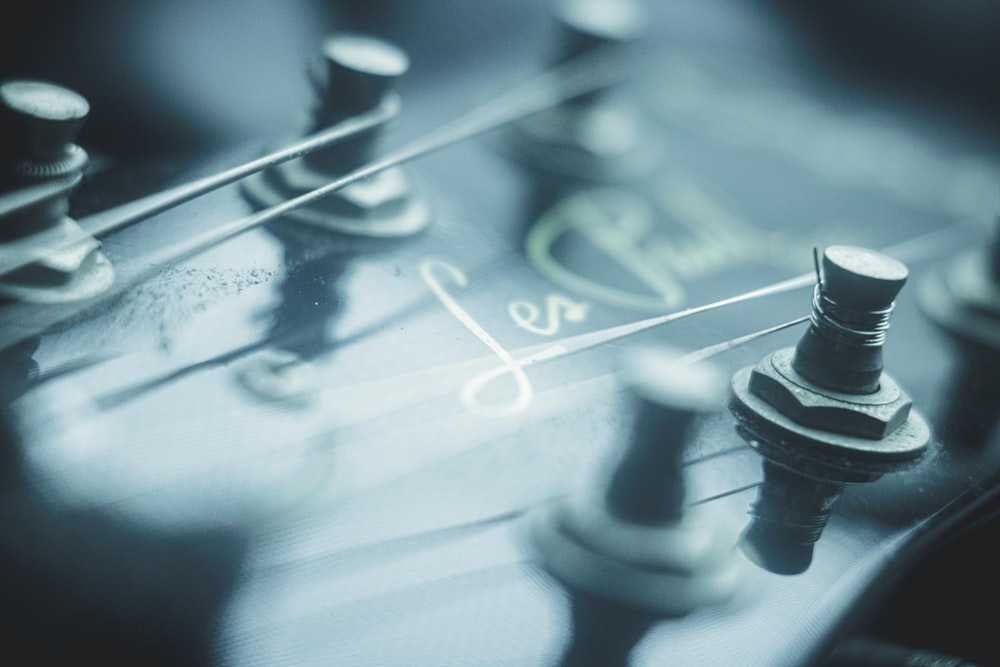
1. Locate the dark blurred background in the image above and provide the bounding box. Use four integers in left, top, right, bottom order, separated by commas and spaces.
2, 1, 999, 664
2, 1, 999, 157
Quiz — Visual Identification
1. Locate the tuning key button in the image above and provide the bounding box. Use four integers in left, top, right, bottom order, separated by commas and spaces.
550, 0, 644, 79
731, 246, 929, 575
504, 0, 654, 182
920, 217, 1000, 446
531, 347, 741, 666
241, 33, 429, 239
0, 80, 90, 188
310, 35, 409, 133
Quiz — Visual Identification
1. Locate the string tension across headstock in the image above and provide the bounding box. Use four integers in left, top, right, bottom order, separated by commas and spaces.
241, 33, 429, 239
2, 1, 999, 664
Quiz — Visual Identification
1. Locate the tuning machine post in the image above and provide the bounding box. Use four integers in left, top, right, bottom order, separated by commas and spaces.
530, 347, 741, 666
241, 33, 429, 241
238, 34, 430, 403
730, 246, 930, 575
501, 0, 658, 271
505, 0, 654, 184
0, 80, 113, 305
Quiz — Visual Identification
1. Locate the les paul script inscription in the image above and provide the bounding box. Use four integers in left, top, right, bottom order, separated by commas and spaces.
525, 180, 816, 311
419, 259, 587, 417
509, 294, 590, 336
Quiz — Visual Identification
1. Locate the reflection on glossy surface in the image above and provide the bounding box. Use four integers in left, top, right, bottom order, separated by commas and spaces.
236, 227, 351, 402
1, 1, 1000, 665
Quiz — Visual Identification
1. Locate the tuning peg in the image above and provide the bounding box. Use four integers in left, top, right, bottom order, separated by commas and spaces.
241, 33, 429, 239
0, 79, 90, 189
531, 347, 741, 666
0, 81, 113, 305
920, 217, 1000, 446
310, 35, 409, 128
237, 34, 426, 403
549, 0, 643, 94
504, 0, 654, 182
730, 246, 930, 575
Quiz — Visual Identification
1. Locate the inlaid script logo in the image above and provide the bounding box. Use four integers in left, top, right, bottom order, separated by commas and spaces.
525, 179, 814, 311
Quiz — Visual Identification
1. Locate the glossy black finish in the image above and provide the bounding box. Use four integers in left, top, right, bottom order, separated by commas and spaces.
0, 2, 999, 666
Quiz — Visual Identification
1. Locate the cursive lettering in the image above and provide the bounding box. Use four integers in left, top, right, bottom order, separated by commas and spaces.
508, 294, 590, 336
525, 182, 816, 312
419, 258, 562, 417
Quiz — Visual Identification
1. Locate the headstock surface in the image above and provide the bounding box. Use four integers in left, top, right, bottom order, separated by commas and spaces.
2, 1, 999, 665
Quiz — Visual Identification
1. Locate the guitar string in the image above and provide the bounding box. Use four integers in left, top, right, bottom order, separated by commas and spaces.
231, 394, 768, 593
11, 45, 985, 575
235, 472, 761, 636
90, 265, 809, 412
237, 371, 772, 579
316, 311, 812, 442
0, 45, 630, 352
35, 229, 958, 570
31, 230, 967, 605
187, 318, 802, 528
120, 43, 629, 269
688, 481, 763, 507
254, 476, 765, 579
1, 30, 992, 664
475, 216, 984, 374
107, 209, 982, 621
0, 102, 397, 280
291, 317, 806, 485
243, 448, 765, 580
247, 479, 766, 596
79, 210, 972, 412
85, 251, 523, 408
69, 315, 791, 525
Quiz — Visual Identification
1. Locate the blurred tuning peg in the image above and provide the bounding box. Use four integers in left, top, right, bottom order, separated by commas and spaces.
531, 347, 741, 666
242, 33, 429, 239
730, 246, 930, 575
0, 80, 113, 304
504, 0, 655, 183
920, 217, 1000, 446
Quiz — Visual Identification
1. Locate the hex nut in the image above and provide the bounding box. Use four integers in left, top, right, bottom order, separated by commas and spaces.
748, 348, 912, 440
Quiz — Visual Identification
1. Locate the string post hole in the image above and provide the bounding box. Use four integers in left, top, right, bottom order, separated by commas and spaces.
729, 246, 929, 575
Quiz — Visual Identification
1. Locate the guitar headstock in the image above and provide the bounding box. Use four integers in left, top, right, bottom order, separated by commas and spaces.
2, 1, 999, 665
